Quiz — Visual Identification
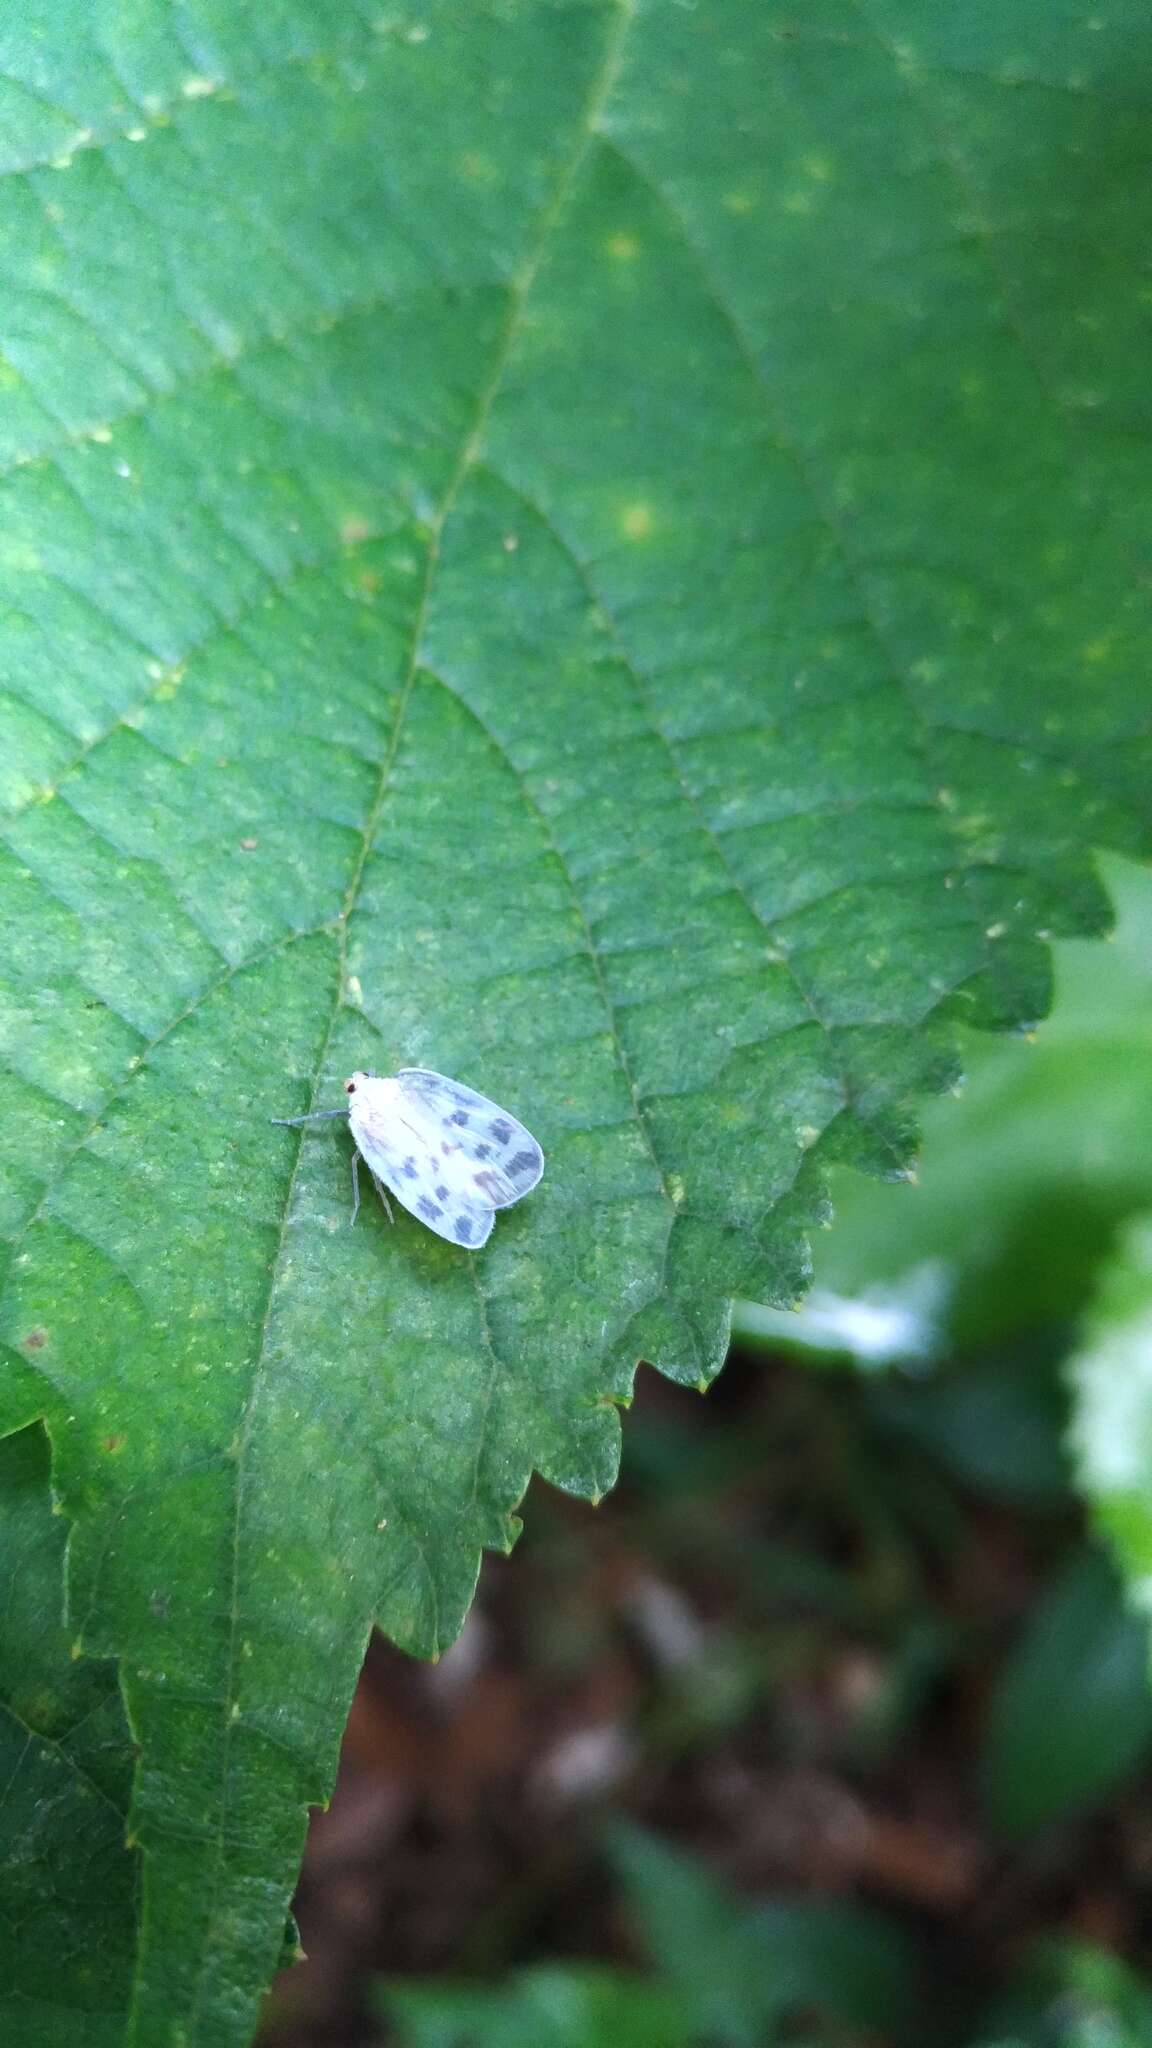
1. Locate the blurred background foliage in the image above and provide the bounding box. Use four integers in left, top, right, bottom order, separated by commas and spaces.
262, 856, 1152, 2048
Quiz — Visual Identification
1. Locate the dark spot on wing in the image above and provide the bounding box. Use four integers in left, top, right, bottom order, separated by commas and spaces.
417, 1196, 443, 1223
450, 1109, 470, 1126
474, 1170, 502, 1200
474, 1143, 492, 1160
403, 1158, 418, 1179
490, 1118, 513, 1145
454, 1215, 475, 1243
508, 1149, 540, 1180
435, 1183, 450, 1201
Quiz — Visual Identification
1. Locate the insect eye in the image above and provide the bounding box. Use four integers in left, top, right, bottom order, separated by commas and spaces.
345, 1079, 356, 1095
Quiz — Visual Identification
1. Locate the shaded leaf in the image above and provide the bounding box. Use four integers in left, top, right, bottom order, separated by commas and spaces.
609, 1822, 917, 2044
0, 1427, 138, 2048
382, 1966, 689, 2048
872, 1355, 1072, 1508
977, 1937, 1152, 2048
982, 1546, 1152, 1839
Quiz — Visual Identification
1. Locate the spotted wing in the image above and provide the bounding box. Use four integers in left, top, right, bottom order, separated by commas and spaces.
348, 1092, 496, 1250
396, 1069, 544, 1208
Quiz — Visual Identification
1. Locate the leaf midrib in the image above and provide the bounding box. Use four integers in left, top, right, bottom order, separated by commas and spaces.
175, 3, 641, 2033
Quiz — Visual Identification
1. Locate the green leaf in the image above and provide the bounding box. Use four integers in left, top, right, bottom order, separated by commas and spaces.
0, 4, 1149, 2044
0, 1426, 138, 2048
753, 854, 1152, 1359
982, 1545, 1152, 1839
870, 1355, 1073, 1506
382, 1967, 690, 2048
609, 1822, 917, 2045
381, 1857, 916, 2048
609, 1822, 782, 2048
1068, 1217, 1152, 1627
977, 1937, 1152, 2048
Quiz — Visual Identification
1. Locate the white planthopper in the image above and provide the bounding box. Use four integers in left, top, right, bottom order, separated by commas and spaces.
273, 1068, 544, 1248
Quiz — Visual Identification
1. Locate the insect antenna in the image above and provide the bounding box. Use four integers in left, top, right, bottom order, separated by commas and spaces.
271, 1109, 347, 1125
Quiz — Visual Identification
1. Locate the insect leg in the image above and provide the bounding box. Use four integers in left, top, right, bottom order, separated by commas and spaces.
350, 1150, 361, 1225
369, 1170, 395, 1225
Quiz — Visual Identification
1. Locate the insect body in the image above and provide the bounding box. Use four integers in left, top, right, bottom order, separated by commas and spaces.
273, 1069, 544, 1248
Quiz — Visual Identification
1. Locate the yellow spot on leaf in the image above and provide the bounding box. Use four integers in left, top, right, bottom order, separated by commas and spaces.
0, 542, 42, 572
1081, 634, 1116, 665
620, 501, 653, 541
605, 231, 640, 261
151, 662, 185, 700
